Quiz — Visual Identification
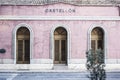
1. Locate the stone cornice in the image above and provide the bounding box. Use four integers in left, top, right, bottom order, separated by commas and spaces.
0, 0, 120, 6
0, 16, 120, 21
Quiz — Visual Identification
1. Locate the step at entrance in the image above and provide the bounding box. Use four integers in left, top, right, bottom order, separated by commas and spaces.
53, 64, 68, 70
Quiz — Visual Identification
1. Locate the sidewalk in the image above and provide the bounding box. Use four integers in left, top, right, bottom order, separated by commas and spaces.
0, 71, 120, 80
0, 65, 120, 80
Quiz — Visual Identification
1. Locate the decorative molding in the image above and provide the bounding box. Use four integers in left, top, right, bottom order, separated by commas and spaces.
12, 23, 34, 64
0, 0, 119, 6
0, 16, 120, 21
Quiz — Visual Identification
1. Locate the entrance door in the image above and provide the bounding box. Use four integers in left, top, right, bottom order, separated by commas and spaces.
91, 27, 104, 63
16, 27, 30, 64
54, 40, 67, 64
54, 27, 67, 64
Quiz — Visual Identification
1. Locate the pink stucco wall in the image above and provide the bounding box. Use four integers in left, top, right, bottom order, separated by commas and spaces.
0, 20, 120, 60
0, 3, 120, 60
0, 3, 119, 16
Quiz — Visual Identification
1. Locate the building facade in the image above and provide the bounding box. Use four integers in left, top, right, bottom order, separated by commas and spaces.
0, 0, 120, 70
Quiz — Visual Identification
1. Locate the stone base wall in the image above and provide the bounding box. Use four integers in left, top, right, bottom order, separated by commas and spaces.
0, 64, 120, 71
0, 59, 120, 71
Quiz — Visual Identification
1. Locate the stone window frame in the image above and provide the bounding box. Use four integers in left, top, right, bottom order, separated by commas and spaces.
88, 25, 107, 64
50, 26, 71, 65
12, 23, 34, 64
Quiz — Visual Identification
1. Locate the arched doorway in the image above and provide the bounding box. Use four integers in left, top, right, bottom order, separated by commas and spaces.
91, 27, 104, 51
54, 27, 67, 64
16, 27, 30, 64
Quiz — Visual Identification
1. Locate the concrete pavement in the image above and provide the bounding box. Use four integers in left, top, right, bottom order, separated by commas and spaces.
0, 71, 120, 80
